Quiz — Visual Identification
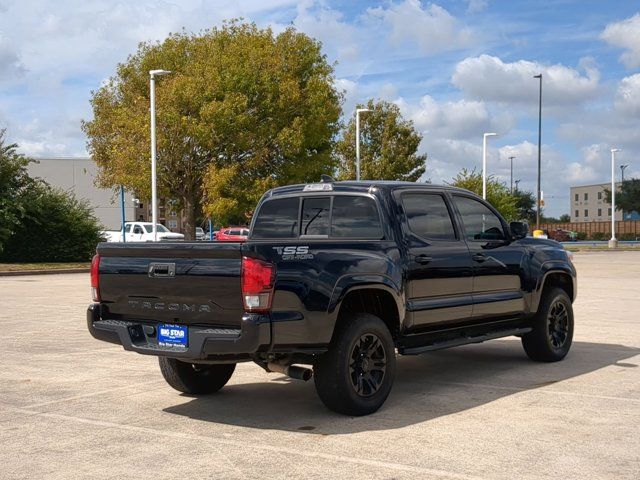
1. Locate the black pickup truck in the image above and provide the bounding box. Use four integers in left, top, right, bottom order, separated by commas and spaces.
87, 179, 576, 415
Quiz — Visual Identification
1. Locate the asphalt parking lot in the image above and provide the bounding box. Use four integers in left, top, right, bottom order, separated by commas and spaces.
1, 251, 639, 479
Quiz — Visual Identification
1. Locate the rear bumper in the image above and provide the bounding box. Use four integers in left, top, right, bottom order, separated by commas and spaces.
86, 304, 270, 360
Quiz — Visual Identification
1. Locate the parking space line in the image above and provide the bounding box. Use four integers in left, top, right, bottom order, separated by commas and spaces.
4, 405, 487, 480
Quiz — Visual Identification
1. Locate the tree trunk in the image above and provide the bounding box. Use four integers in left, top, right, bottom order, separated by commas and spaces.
182, 194, 196, 241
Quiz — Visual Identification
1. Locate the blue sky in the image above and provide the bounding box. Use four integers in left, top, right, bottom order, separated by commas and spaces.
1, 0, 640, 216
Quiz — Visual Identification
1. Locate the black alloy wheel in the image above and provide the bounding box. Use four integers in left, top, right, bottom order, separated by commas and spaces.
547, 300, 569, 348
349, 333, 387, 397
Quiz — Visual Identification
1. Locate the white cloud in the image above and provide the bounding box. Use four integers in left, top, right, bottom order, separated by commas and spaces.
452, 54, 600, 106
614, 73, 640, 116
366, 0, 473, 55
601, 13, 640, 69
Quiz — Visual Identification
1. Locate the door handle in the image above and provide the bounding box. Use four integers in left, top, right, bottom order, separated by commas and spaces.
415, 254, 432, 265
472, 253, 487, 263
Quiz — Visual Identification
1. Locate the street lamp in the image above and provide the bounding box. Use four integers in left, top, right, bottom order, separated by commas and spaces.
534, 73, 543, 230
355, 108, 371, 181
609, 148, 621, 248
482, 132, 497, 200
149, 69, 172, 242
509, 156, 516, 193
620, 164, 629, 220
514, 179, 521, 192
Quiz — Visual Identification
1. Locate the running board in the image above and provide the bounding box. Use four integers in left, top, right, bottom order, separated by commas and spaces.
398, 327, 532, 355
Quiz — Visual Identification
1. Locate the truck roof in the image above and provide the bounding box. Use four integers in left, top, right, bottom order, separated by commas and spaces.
267, 180, 472, 197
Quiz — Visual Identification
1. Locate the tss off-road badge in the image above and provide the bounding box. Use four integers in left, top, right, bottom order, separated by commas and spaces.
272, 246, 314, 260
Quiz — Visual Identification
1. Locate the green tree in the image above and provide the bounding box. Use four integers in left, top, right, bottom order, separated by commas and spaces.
335, 99, 426, 181
0, 129, 35, 253
512, 189, 536, 224
1, 183, 104, 262
83, 21, 342, 233
559, 213, 571, 223
604, 179, 640, 213
448, 168, 518, 221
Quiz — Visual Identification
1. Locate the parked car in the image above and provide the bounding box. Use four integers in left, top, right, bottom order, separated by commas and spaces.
548, 229, 578, 242
88, 179, 576, 415
195, 227, 206, 241
102, 222, 185, 242
215, 227, 249, 242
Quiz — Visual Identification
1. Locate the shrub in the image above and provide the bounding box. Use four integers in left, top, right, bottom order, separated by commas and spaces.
0, 183, 103, 262
576, 232, 587, 241
590, 232, 607, 241
619, 233, 640, 241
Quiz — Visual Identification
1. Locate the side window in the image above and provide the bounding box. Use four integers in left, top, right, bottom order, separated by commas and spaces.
252, 197, 299, 238
301, 197, 330, 236
401, 193, 456, 240
453, 196, 505, 241
133, 225, 143, 234
125, 224, 131, 233
331, 196, 382, 238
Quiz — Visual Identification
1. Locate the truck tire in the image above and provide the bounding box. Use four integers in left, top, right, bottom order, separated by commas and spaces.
522, 287, 574, 362
314, 313, 396, 416
158, 358, 235, 394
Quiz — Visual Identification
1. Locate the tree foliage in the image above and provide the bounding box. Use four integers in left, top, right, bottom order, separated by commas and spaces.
512, 189, 537, 224
448, 168, 518, 221
0, 129, 34, 253
335, 99, 426, 181
0, 130, 103, 262
1, 183, 104, 262
604, 179, 640, 213
83, 21, 342, 232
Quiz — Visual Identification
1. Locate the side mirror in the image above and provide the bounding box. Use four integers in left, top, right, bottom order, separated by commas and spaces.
510, 221, 529, 240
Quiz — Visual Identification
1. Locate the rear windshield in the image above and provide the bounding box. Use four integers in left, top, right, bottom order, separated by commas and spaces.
252, 195, 382, 239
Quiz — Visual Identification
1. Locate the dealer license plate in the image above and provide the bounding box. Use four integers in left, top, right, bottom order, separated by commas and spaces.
158, 324, 188, 348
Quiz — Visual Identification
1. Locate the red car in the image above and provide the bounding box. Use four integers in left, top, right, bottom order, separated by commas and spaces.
215, 227, 249, 242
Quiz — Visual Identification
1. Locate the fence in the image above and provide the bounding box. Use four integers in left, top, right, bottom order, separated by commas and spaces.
539, 220, 640, 239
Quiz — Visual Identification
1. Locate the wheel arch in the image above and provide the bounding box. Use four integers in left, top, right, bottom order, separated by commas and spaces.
329, 276, 404, 340
532, 264, 576, 313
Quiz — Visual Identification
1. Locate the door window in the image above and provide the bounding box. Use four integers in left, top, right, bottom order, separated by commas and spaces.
402, 193, 456, 240
453, 196, 505, 241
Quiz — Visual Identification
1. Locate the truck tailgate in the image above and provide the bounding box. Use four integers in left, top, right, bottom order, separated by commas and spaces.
97, 242, 242, 328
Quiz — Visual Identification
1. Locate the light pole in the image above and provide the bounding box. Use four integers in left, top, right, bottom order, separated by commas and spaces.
482, 132, 497, 200
149, 69, 172, 242
514, 179, 521, 192
355, 107, 371, 180
509, 156, 516, 193
534, 73, 543, 230
609, 148, 621, 248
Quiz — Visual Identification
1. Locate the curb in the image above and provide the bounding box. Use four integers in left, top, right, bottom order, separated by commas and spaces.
0, 268, 90, 277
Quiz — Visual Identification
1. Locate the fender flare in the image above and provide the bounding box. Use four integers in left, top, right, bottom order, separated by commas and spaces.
531, 261, 576, 312
328, 274, 405, 325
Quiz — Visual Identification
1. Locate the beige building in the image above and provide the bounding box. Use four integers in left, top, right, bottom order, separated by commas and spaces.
28, 157, 136, 230
570, 182, 625, 223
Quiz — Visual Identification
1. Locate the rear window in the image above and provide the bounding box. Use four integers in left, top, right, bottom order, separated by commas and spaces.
252, 197, 299, 238
252, 194, 382, 239
331, 196, 382, 238
301, 197, 330, 236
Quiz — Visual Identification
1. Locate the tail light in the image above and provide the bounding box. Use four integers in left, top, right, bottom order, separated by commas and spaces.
90, 254, 101, 302
241, 256, 275, 312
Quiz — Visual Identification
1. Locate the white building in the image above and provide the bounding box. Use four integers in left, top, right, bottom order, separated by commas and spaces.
27, 157, 136, 230
570, 182, 639, 223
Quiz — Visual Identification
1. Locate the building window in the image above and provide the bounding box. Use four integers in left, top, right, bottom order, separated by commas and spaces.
597, 192, 602, 200
584, 193, 588, 201
608, 208, 612, 216
598, 208, 602, 217
575, 210, 579, 217
584, 209, 588, 217
574, 193, 578, 202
